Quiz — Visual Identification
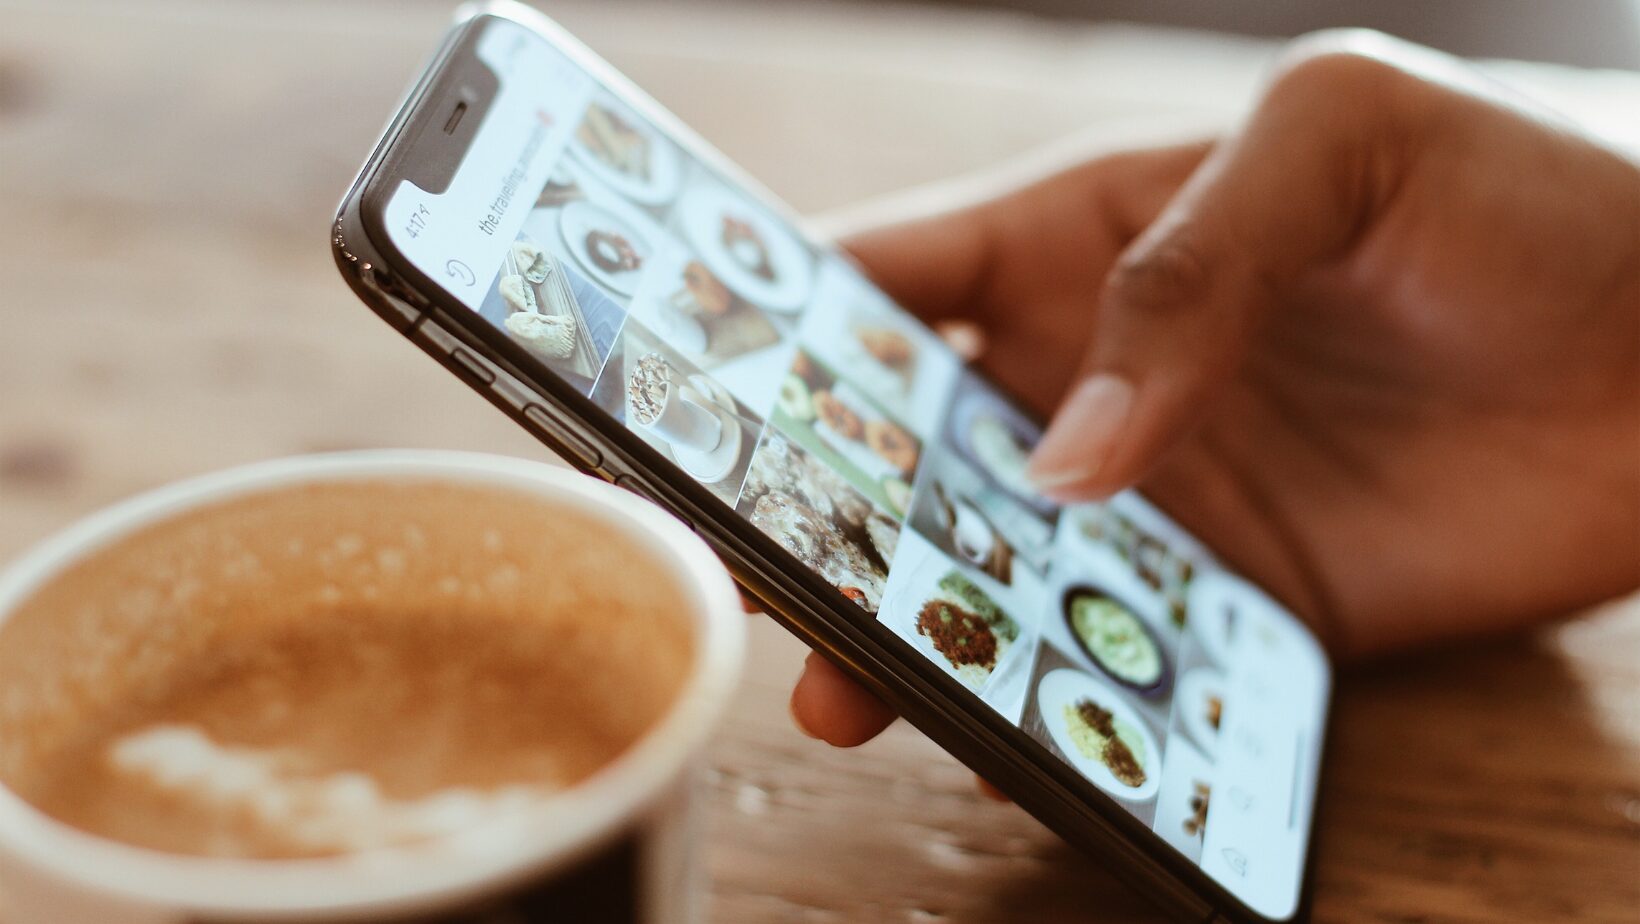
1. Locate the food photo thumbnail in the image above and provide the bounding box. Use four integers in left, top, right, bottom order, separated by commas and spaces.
1062, 585, 1170, 696
878, 530, 1043, 719
907, 446, 1056, 586
1033, 666, 1162, 803
773, 350, 920, 518
624, 236, 784, 372
1151, 734, 1216, 862
797, 258, 959, 438
478, 234, 627, 395
569, 90, 683, 207
591, 320, 761, 503
675, 180, 816, 316
736, 427, 900, 614
942, 373, 1058, 518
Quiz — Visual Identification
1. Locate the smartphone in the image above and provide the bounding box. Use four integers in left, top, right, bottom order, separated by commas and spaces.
332, 4, 1333, 921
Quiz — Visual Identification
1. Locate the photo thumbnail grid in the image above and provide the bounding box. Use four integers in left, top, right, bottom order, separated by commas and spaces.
464, 75, 1319, 902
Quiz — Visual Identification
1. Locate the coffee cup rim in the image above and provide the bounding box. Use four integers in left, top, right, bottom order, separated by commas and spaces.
0, 450, 745, 917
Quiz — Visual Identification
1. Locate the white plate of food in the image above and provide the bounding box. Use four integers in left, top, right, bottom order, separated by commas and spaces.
808, 383, 919, 481
1176, 667, 1226, 757
567, 96, 681, 206
678, 184, 814, 313
558, 198, 663, 297
845, 316, 919, 393
949, 391, 1054, 514
1037, 668, 1161, 802
1061, 585, 1172, 696
931, 481, 1015, 584
908, 569, 1020, 692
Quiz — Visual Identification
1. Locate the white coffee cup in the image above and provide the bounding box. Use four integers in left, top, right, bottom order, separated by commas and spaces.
0, 451, 745, 924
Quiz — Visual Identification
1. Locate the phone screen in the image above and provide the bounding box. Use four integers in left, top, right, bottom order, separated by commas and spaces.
377, 15, 1329, 920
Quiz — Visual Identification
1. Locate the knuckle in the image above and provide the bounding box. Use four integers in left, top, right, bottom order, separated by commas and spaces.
1258, 34, 1438, 168
1267, 32, 1414, 112
1105, 235, 1212, 320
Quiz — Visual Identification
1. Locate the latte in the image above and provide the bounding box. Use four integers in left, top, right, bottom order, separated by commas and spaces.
0, 480, 695, 859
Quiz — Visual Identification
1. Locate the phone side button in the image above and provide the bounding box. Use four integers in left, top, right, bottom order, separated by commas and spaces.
614, 474, 692, 530
449, 347, 497, 386
522, 404, 602, 471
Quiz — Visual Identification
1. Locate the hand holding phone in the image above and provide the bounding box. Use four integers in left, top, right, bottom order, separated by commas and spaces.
810, 34, 1640, 665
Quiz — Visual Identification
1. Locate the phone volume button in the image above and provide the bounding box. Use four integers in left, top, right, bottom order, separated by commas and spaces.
522, 404, 603, 471
448, 347, 496, 386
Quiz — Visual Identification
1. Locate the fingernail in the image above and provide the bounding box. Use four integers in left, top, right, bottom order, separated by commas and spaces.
1027, 373, 1134, 495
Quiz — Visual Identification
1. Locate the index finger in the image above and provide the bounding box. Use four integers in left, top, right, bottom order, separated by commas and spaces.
835, 207, 996, 325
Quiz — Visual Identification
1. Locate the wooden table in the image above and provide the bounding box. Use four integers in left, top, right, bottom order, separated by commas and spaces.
1, 2, 1636, 921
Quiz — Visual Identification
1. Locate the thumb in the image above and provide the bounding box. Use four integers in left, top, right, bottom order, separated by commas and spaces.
1026, 49, 1407, 500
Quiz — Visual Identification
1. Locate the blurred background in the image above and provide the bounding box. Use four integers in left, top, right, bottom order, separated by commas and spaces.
2, 2, 1637, 922
935, 0, 1640, 67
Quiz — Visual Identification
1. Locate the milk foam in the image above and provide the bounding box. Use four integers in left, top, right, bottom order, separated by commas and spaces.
111, 725, 554, 854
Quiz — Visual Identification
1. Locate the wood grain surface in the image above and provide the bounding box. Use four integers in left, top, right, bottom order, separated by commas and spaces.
0, 2, 1636, 922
